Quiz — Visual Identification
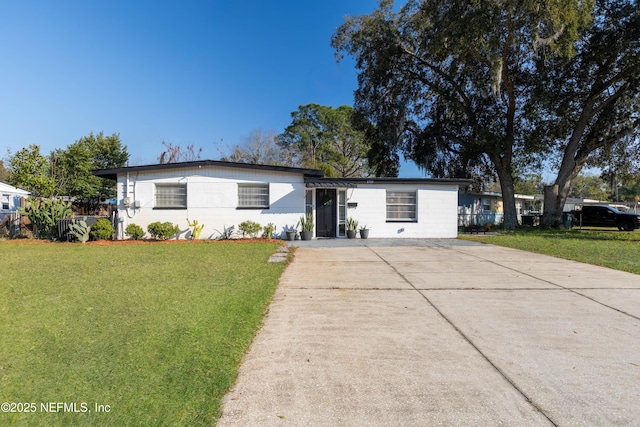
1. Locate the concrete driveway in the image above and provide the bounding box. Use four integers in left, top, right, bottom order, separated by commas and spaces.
218, 240, 640, 426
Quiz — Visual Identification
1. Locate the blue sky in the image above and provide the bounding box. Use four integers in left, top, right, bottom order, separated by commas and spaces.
0, 0, 423, 176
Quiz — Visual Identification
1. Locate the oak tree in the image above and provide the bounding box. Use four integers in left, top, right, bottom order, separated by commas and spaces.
535, 0, 640, 225
332, 0, 597, 228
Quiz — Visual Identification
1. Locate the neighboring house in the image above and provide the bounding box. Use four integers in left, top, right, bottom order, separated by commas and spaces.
458, 191, 624, 227
93, 160, 471, 240
458, 190, 541, 226
0, 181, 30, 230
0, 181, 30, 214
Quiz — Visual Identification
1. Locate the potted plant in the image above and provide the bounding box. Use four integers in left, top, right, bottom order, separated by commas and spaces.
346, 217, 358, 239
359, 224, 369, 239
283, 225, 297, 241
300, 213, 313, 240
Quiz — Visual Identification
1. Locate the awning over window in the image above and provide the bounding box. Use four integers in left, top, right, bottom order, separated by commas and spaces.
304, 179, 358, 188
304, 176, 472, 188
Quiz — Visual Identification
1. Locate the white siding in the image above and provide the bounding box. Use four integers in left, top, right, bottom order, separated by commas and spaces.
115, 165, 306, 239
0, 182, 29, 215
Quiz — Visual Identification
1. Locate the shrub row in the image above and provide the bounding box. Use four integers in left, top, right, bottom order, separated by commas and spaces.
123, 220, 277, 240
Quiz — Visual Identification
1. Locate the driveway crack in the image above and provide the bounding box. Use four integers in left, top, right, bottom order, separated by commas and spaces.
449, 246, 640, 322
366, 245, 559, 427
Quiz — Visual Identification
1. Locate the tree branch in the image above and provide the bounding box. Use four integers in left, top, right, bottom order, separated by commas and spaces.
400, 48, 481, 137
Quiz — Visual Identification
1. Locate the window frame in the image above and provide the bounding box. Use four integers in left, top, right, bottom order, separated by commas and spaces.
1, 194, 9, 210
481, 198, 491, 213
237, 183, 270, 210
386, 191, 417, 222
154, 184, 187, 209
338, 190, 347, 237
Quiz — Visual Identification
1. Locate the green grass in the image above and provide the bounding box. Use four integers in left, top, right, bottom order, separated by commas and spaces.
459, 228, 640, 274
0, 240, 288, 426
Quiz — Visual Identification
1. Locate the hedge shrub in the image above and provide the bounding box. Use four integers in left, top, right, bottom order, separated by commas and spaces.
125, 223, 144, 240
90, 218, 115, 240
147, 221, 180, 240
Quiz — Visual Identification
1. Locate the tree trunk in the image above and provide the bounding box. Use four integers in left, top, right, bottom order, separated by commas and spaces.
496, 168, 519, 230
541, 162, 582, 228
540, 116, 594, 228
541, 185, 564, 228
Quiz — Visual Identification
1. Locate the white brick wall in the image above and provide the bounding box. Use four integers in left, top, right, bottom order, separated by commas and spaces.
343, 184, 459, 238
115, 165, 306, 240
113, 165, 461, 240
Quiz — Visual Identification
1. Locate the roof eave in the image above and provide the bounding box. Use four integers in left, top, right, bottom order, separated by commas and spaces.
92, 160, 325, 180
304, 177, 472, 187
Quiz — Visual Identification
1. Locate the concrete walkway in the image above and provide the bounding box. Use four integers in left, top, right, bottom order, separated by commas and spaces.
218, 239, 640, 426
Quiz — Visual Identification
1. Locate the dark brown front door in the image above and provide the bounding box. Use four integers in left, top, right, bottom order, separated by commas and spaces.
316, 189, 336, 237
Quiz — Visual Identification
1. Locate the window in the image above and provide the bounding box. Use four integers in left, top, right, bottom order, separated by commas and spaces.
338, 190, 346, 236
154, 184, 187, 209
305, 190, 313, 216
386, 191, 416, 222
1, 194, 9, 210
238, 184, 269, 209
482, 198, 491, 212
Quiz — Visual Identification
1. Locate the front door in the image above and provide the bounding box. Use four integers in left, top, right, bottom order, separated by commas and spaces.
316, 189, 336, 237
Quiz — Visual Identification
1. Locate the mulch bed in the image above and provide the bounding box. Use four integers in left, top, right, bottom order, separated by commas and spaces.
1, 238, 284, 246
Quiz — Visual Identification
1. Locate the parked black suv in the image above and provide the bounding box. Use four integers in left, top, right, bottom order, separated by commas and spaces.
570, 205, 640, 231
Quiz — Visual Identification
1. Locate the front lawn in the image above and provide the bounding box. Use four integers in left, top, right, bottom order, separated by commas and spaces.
0, 240, 287, 426
460, 229, 640, 274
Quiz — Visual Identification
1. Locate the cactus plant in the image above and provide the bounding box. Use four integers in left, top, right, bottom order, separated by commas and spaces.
68, 216, 90, 243
187, 218, 205, 240
18, 197, 72, 240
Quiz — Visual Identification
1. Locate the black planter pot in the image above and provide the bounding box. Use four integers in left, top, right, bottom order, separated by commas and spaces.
285, 231, 297, 241
300, 231, 313, 240
346, 230, 357, 239
359, 229, 369, 239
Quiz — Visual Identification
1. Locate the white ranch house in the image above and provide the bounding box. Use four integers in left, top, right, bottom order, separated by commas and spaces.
93, 160, 470, 240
